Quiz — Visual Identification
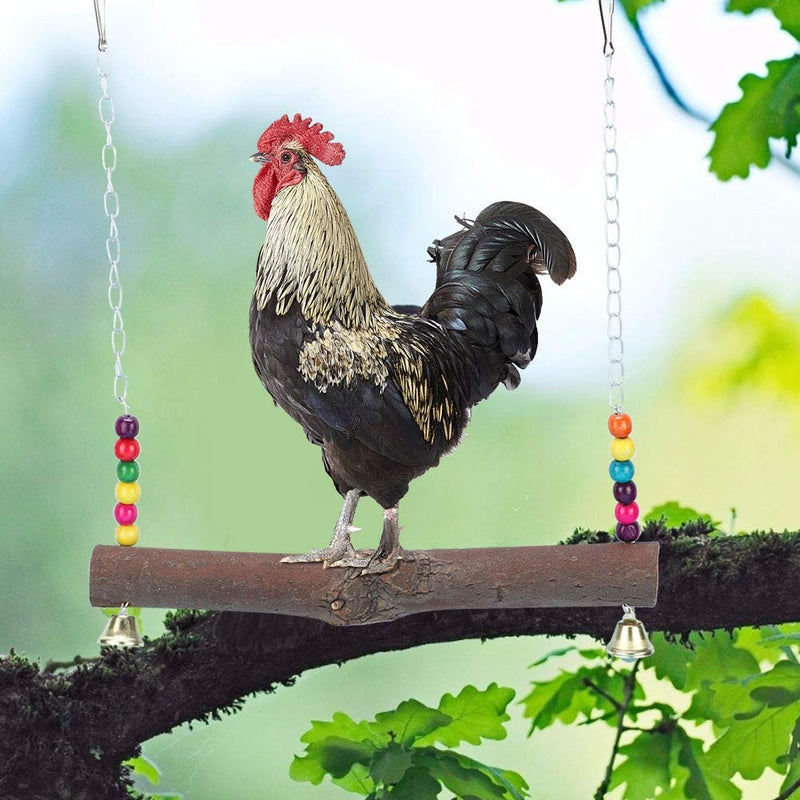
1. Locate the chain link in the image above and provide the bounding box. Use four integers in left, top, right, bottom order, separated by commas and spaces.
604, 52, 624, 413
97, 49, 130, 414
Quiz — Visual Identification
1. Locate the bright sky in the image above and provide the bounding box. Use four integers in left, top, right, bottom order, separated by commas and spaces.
2, 0, 798, 390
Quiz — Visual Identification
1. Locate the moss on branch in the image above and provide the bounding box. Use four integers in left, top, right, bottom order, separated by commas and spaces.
2, 524, 800, 798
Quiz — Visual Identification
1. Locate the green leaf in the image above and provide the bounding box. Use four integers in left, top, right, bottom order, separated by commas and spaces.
608, 728, 674, 799
670, 727, 742, 800
388, 766, 441, 799
735, 625, 800, 664
643, 501, 717, 529
371, 699, 451, 747
709, 55, 800, 179
289, 752, 327, 785
618, 0, 665, 22
291, 737, 376, 786
726, 0, 800, 40
369, 743, 414, 786
754, 622, 800, 652
412, 749, 507, 800
780, 749, 800, 794
416, 684, 515, 748
528, 646, 605, 667
706, 700, 800, 779
124, 755, 161, 786
440, 751, 529, 800
314, 738, 376, 779
522, 665, 634, 731
688, 296, 800, 409
690, 661, 800, 726
332, 763, 377, 796
684, 633, 760, 691
300, 712, 384, 746
646, 633, 697, 690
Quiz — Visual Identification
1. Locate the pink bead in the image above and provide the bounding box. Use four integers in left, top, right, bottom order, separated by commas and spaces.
114, 502, 138, 525
615, 501, 639, 525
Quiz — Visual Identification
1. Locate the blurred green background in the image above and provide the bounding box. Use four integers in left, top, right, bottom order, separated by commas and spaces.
2, 1, 800, 797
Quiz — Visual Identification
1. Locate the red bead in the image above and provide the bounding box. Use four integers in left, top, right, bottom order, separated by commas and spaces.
608, 413, 633, 438
114, 502, 138, 525
114, 438, 140, 461
616, 522, 641, 543
615, 501, 640, 525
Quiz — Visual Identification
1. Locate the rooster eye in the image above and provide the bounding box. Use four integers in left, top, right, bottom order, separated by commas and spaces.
280, 152, 293, 163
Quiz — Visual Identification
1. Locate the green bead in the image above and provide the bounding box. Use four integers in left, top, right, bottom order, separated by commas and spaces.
117, 460, 140, 482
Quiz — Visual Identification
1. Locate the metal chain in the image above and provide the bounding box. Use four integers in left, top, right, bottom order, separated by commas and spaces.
97, 48, 130, 414
604, 51, 624, 413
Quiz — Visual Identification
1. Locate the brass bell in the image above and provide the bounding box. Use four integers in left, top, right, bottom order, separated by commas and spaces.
606, 606, 654, 661
98, 606, 144, 648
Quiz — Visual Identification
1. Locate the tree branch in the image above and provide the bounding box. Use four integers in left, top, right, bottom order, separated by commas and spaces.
2, 522, 800, 798
628, 16, 800, 179
594, 660, 640, 800
775, 775, 800, 800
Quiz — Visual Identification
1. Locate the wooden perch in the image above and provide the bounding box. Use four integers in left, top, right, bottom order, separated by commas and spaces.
89, 542, 660, 625
4, 525, 800, 799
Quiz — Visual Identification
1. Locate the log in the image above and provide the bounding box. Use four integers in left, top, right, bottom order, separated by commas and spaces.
89, 542, 659, 625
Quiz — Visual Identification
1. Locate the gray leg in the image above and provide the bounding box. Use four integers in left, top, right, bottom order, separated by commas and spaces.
280, 489, 362, 567
360, 507, 412, 575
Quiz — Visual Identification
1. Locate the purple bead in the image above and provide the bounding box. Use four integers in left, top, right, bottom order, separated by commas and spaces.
115, 415, 139, 439
616, 522, 641, 543
613, 481, 637, 504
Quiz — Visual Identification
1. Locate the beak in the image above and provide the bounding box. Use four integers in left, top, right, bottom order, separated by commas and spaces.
249, 152, 271, 164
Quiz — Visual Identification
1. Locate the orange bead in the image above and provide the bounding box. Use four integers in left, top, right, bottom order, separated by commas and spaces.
608, 413, 632, 438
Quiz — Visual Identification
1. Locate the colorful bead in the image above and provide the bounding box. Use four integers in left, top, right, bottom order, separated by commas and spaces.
116, 460, 140, 483
115, 481, 141, 505
609, 459, 634, 482
114, 502, 138, 525
613, 481, 637, 504
610, 437, 635, 461
615, 501, 640, 525
616, 522, 641, 543
115, 415, 139, 439
608, 413, 632, 438
114, 438, 140, 462
115, 524, 139, 546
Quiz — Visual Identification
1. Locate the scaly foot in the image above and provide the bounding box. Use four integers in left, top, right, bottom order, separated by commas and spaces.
280, 526, 362, 567
281, 490, 363, 567
359, 507, 412, 575
359, 545, 412, 575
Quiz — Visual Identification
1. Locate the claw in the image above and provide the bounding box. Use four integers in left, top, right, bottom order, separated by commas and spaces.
359, 548, 413, 576
326, 549, 372, 569
280, 549, 333, 564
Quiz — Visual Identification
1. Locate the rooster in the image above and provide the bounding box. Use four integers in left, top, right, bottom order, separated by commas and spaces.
249, 114, 576, 574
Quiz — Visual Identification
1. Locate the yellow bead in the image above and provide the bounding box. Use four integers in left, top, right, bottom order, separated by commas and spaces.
115, 524, 139, 546
610, 437, 635, 461
115, 481, 141, 504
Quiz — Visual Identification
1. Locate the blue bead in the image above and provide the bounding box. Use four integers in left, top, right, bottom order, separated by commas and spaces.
609, 460, 634, 482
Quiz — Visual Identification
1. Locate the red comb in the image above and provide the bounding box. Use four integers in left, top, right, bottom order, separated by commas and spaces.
257, 114, 345, 166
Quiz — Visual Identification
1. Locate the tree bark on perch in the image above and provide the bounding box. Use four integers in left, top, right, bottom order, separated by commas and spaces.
89, 542, 659, 624
3, 523, 800, 799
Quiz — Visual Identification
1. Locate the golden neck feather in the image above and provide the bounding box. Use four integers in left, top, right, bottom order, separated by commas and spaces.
254, 158, 388, 327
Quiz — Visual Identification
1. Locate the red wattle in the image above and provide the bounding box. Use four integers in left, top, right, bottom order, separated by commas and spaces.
253, 165, 278, 220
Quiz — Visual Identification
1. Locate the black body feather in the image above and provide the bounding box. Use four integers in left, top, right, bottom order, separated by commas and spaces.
250, 200, 576, 508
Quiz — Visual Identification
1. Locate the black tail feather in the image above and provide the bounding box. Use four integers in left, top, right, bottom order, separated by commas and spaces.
423, 200, 575, 403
